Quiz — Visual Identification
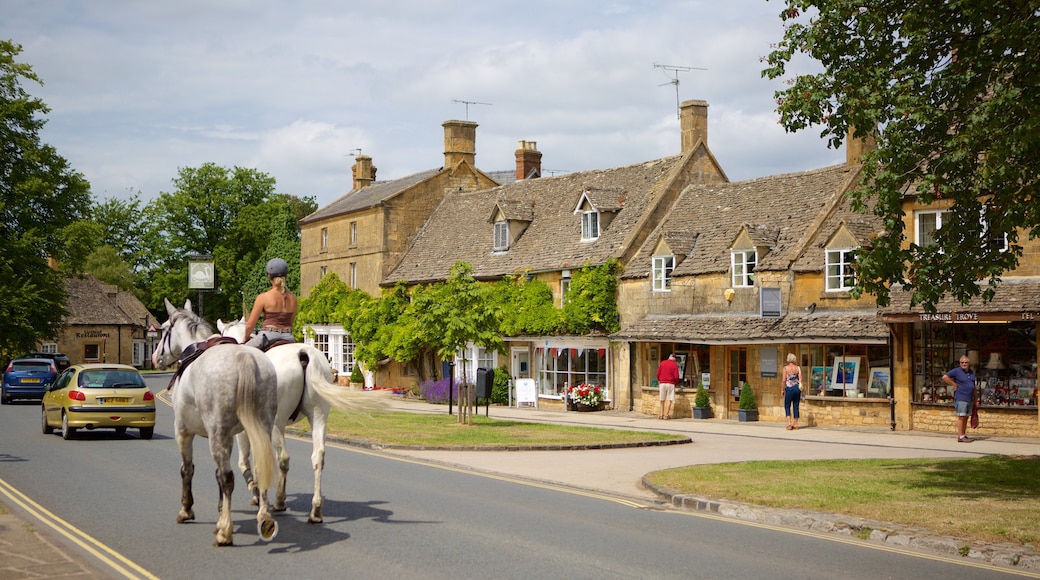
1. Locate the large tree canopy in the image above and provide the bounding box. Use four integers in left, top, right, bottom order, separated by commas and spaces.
0, 40, 91, 360
763, 1, 1040, 311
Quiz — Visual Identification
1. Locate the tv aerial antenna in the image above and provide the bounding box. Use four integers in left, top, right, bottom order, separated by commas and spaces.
452, 98, 492, 120
654, 63, 707, 119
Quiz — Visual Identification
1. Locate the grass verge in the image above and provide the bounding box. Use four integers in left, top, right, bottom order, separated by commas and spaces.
643, 456, 1040, 547
302, 408, 686, 448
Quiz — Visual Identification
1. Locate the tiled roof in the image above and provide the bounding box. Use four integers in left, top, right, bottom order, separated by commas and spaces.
300, 169, 441, 224
64, 275, 139, 326
612, 311, 888, 343
385, 156, 684, 284
625, 164, 861, 279
878, 278, 1040, 314
490, 199, 535, 223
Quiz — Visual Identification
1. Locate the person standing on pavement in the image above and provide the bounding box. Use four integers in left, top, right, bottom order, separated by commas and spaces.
657, 353, 680, 419
781, 353, 803, 430
942, 356, 977, 442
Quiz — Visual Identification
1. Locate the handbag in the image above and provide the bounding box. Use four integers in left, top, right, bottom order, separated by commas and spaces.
970, 403, 980, 429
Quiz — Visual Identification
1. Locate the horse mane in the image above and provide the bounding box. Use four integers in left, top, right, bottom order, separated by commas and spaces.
172, 306, 215, 338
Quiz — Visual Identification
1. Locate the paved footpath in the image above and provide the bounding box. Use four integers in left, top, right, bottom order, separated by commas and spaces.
3, 397, 1039, 578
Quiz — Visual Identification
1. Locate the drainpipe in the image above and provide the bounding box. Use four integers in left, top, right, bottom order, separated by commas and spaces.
628, 341, 636, 412
889, 332, 896, 431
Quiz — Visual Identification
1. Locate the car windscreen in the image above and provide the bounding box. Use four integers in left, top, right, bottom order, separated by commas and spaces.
78, 370, 145, 388
11, 362, 52, 372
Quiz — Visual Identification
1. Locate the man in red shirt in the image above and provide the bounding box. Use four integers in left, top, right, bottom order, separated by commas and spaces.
656, 353, 680, 419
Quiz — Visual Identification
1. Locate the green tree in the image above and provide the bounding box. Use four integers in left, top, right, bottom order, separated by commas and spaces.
83, 245, 136, 291
91, 192, 145, 269
763, 2, 1040, 311
494, 275, 563, 336
140, 163, 276, 319
0, 40, 91, 360
239, 203, 303, 321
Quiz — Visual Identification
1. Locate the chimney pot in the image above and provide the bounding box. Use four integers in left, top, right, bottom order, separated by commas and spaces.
680, 99, 709, 154
352, 155, 375, 190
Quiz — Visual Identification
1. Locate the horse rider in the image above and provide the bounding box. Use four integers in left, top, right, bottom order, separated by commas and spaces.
242, 258, 298, 348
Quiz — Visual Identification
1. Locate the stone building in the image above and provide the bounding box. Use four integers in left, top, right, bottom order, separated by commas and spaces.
298, 120, 503, 380
383, 100, 728, 404
37, 275, 155, 368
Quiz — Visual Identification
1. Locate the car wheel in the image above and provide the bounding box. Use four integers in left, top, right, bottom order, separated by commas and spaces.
41, 406, 54, 435
61, 412, 76, 440
139, 427, 154, 440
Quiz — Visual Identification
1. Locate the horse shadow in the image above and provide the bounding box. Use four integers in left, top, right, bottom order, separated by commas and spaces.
232, 493, 438, 554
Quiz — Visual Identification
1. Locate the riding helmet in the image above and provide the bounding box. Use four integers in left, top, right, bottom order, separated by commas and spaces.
265, 258, 289, 277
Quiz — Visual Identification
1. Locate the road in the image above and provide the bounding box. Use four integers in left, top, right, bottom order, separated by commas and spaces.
0, 374, 1029, 579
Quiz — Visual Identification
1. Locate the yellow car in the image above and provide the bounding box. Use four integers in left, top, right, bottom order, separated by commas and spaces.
41, 364, 156, 440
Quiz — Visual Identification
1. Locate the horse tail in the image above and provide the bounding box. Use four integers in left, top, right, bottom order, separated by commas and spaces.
236, 353, 278, 492
301, 347, 389, 413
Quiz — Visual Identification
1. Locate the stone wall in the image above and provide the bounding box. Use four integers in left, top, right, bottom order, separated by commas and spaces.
801, 397, 893, 428
639, 387, 700, 418
912, 405, 1040, 437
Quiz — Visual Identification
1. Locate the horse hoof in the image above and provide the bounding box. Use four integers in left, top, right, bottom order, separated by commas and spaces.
258, 518, 278, 542
307, 515, 323, 524
177, 510, 195, 523
273, 504, 287, 513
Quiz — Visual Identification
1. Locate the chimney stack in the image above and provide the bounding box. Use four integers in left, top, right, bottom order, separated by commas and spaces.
352, 155, 376, 190
443, 120, 478, 170
846, 127, 877, 165
515, 140, 542, 180
680, 99, 708, 154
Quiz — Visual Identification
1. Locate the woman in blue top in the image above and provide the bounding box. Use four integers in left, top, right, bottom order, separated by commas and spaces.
781, 353, 802, 430
942, 356, 976, 442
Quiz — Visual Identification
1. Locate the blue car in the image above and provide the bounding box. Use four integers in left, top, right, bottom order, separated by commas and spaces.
2, 358, 59, 404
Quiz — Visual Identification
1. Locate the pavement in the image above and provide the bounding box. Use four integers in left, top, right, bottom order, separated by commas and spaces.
4, 397, 1040, 578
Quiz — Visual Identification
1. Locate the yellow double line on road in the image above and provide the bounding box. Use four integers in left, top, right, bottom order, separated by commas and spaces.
0, 477, 158, 579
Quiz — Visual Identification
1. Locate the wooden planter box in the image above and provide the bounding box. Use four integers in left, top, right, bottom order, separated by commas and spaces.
738, 408, 759, 422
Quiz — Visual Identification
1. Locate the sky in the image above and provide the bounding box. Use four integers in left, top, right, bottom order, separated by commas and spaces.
3, 0, 843, 209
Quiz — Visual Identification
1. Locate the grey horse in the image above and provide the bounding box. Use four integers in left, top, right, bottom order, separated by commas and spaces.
153, 299, 280, 546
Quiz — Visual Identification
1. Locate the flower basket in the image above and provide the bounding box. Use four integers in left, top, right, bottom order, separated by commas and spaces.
567, 383, 605, 411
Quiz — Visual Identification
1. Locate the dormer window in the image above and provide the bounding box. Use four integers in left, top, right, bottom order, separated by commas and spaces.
581, 210, 600, 241
493, 221, 509, 251
731, 249, 756, 287
653, 255, 674, 291
826, 249, 857, 291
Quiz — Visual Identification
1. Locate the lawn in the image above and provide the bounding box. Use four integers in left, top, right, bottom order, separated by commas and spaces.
303, 408, 1039, 549
643, 456, 1040, 548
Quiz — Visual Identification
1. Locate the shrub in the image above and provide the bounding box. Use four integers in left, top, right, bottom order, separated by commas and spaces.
694, 383, 711, 408
350, 364, 363, 384
738, 382, 757, 410
419, 377, 457, 404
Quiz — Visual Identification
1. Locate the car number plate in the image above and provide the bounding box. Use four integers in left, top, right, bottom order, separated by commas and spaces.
22, 378, 41, 383
100, 397, 131, 404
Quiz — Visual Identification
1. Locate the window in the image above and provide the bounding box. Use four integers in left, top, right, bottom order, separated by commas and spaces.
581, 211, 600, 241
915, 210, 948, 247
84, 344, 100, 361
133, 341, 144, 367
454, 345, 499, 384
727, 347, 748, 401
320, 265, 328, 277
653, 255, 674, 292
350, 221, 358, 247
825, 249, 857, 292
534, 345, 608, 397
342, 335, 355, 374
731, 249, 756, 287
981, 208, 1009, 253
314, 333, 330, 360
349, 262, 357, 288
493, 221, 509, 251
321, 227, 328, 250
560, 275, 571, 306
39, 343, 58, 354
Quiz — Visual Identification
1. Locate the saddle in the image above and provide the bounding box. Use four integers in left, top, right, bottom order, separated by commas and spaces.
256, 334, 295, 352
166, 336, 240, 390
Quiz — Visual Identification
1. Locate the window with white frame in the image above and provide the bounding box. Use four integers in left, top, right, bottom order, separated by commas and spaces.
731, 249, 756, 287
915, 210, 948, 247
981, 208, 1009, 252
534, 345, 608, 397
454, 345, 498, 384
350, 221, 358, 247
39, 343, 58, 354
314, 333, 330, 360
349, 262, 357, 288
493, 221, 509, 251
581, 211, 600, 241
320, 265, 328, 278
825, 249, 857, 291
305, 326, 355, 376
560, 275, 571, 306
342, 335, 355, 373
321, 227, 328, 250
653, 255, 674, 291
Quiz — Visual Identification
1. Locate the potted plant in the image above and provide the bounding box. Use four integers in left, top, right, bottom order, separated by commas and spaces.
349, 364, 364, 389
567, 383, 606, 411
693, 382, 712, 419
738, 381, 758, 422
